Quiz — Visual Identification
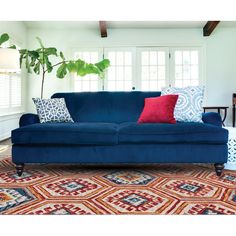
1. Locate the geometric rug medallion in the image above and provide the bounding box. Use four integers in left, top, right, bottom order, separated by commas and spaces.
0, 157, 236, 215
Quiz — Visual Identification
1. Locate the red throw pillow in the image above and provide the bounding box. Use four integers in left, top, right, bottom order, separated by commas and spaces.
138, 95, 178, 124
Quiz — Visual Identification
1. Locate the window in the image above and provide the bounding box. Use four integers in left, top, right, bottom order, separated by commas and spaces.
104, 48, 134, 91
137, 48, 168, 91
0, 42, 22, 116
0, 73, 22, 114
173, 49, 200, 87
73, 49, 103, 92
73, 46, 203, 92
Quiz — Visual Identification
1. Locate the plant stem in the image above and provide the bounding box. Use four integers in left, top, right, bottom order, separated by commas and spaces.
41, 70, 46, 99
44, 60, 68, 73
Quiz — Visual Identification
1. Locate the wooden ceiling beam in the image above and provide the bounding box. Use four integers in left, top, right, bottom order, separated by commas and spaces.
203, 21, 220, 36
99, 21, 107, 38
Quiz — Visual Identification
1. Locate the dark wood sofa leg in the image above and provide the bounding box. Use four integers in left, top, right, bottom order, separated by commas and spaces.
214, 163, 224, 176
16, 164, 24, 177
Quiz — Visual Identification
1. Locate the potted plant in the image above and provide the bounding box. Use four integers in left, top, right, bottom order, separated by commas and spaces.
0, 33, 110, 98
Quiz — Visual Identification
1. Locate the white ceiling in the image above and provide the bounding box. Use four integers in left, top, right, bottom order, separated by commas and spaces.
23, 21, 236, 30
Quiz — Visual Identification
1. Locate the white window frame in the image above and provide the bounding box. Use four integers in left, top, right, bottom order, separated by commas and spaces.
169, 47, 204, 88
136, 47, 170, 91
0, 40, 24, 116
70, 47, 104, 92
72, 46, 204, 92
103, 47, 136, 91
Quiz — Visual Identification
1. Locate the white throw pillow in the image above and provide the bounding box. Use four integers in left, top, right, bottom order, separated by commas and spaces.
161, 86, 204, 122
33, 98, 74, 123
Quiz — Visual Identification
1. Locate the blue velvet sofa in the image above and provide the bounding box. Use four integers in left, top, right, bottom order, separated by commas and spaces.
11, 92, 228, 176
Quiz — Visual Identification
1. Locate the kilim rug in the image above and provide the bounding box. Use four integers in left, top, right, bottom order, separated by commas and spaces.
0, 157, 236, 215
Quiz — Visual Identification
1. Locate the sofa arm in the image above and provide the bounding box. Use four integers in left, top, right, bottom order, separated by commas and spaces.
202, 112, 222, 127
19, 113, 40, 127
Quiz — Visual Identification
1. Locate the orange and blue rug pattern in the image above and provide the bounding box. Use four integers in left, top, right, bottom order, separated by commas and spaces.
0, 157, 236, 215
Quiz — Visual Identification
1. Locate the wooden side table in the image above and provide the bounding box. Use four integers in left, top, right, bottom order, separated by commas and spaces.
203, 106, 229, 126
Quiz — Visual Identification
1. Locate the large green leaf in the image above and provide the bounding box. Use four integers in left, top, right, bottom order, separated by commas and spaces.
36, 37, 44, 48
8, 45, 16, 49
60, 51, 65, 60
0, 33, 9, 46
30, 57, 36, 67
45, 56, 53, 73
56, 63, 67, 78
25, 52, 31, 73
45, 47, 57, 56
85, 63, 100, 74
33, 61, 41, 74
95, 59, 110, 71
28, 50, 39, 59
66, 61, 77, 73
19, 49, 27, 68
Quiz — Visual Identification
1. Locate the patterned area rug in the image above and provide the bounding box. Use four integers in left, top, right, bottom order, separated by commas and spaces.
0, 157, 236, 215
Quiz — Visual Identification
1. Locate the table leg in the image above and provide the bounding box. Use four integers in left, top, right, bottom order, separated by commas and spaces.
222, 108, 227, 127
233, 105, 235, 127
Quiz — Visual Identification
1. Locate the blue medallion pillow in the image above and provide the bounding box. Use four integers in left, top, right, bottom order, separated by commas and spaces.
32, 98, 74, 123
161, 86, 204, 123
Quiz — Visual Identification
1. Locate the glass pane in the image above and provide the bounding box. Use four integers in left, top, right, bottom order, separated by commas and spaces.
125, 52, 132, 65
158, 66, 165, 80
124, 81, 132, 91
158, 51, 165, 65
82, 81, 90, 91
83, 52, 90, 62
74, 80, 81, 91
175, 51, 182, 65
0, 74, 10, 108
142, 66, 149, 80
116, 67, 124, 80
191, 79, 199, 86
183, 65, 190, 79
183, 80, 191, 87
124, 67, 132, 80
142, 52, 149, 65
108, 67, 116, 80
150, 80, 158, 90
108, 52, 116, 65
150, 66, 157, 80
11, 75, 21, 107
90, 81, 98, 91
150, 51, 157, 65
116, 81, 124, 91
183, 51, 190, 65
141, 81, 149, 91
116, 52, 124, 65
90, 52, 98, 63
191, 65, 198, 79
108, 81, 116, 91
158, 80, 166, 90
175, 66, 182, 80
191, 51, 198, 65
175, 80, 183, 88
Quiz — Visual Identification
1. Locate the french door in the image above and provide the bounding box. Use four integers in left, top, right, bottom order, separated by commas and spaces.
73, 46, 202, 92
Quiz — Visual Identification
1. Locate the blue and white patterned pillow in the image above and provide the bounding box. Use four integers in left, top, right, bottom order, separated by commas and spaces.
33, 98, 74, 123
161, 86, 204, 123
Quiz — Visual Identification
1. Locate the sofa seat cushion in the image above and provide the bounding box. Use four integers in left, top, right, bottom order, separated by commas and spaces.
118, 122, 228, 144
12, 123, 118, 145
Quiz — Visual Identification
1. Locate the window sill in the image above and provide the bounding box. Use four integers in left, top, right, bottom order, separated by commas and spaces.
0, 111, 24, 120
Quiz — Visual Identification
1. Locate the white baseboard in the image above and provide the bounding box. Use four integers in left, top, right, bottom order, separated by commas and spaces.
225, 163, 236, 171
0, 132, 11, 142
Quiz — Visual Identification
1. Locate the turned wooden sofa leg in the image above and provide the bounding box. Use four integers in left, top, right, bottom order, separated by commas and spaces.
214, 163, 224, 176
15, 164, 24, 177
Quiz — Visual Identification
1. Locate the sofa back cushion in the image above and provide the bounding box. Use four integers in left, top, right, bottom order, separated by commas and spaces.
52, 92, 161, 123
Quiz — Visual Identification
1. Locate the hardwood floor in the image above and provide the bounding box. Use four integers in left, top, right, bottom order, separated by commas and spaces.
0, 138, 11, 159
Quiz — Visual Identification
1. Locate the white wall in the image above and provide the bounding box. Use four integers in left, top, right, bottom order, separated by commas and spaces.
0, 21, 27, 140
26, 25, 236, 126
